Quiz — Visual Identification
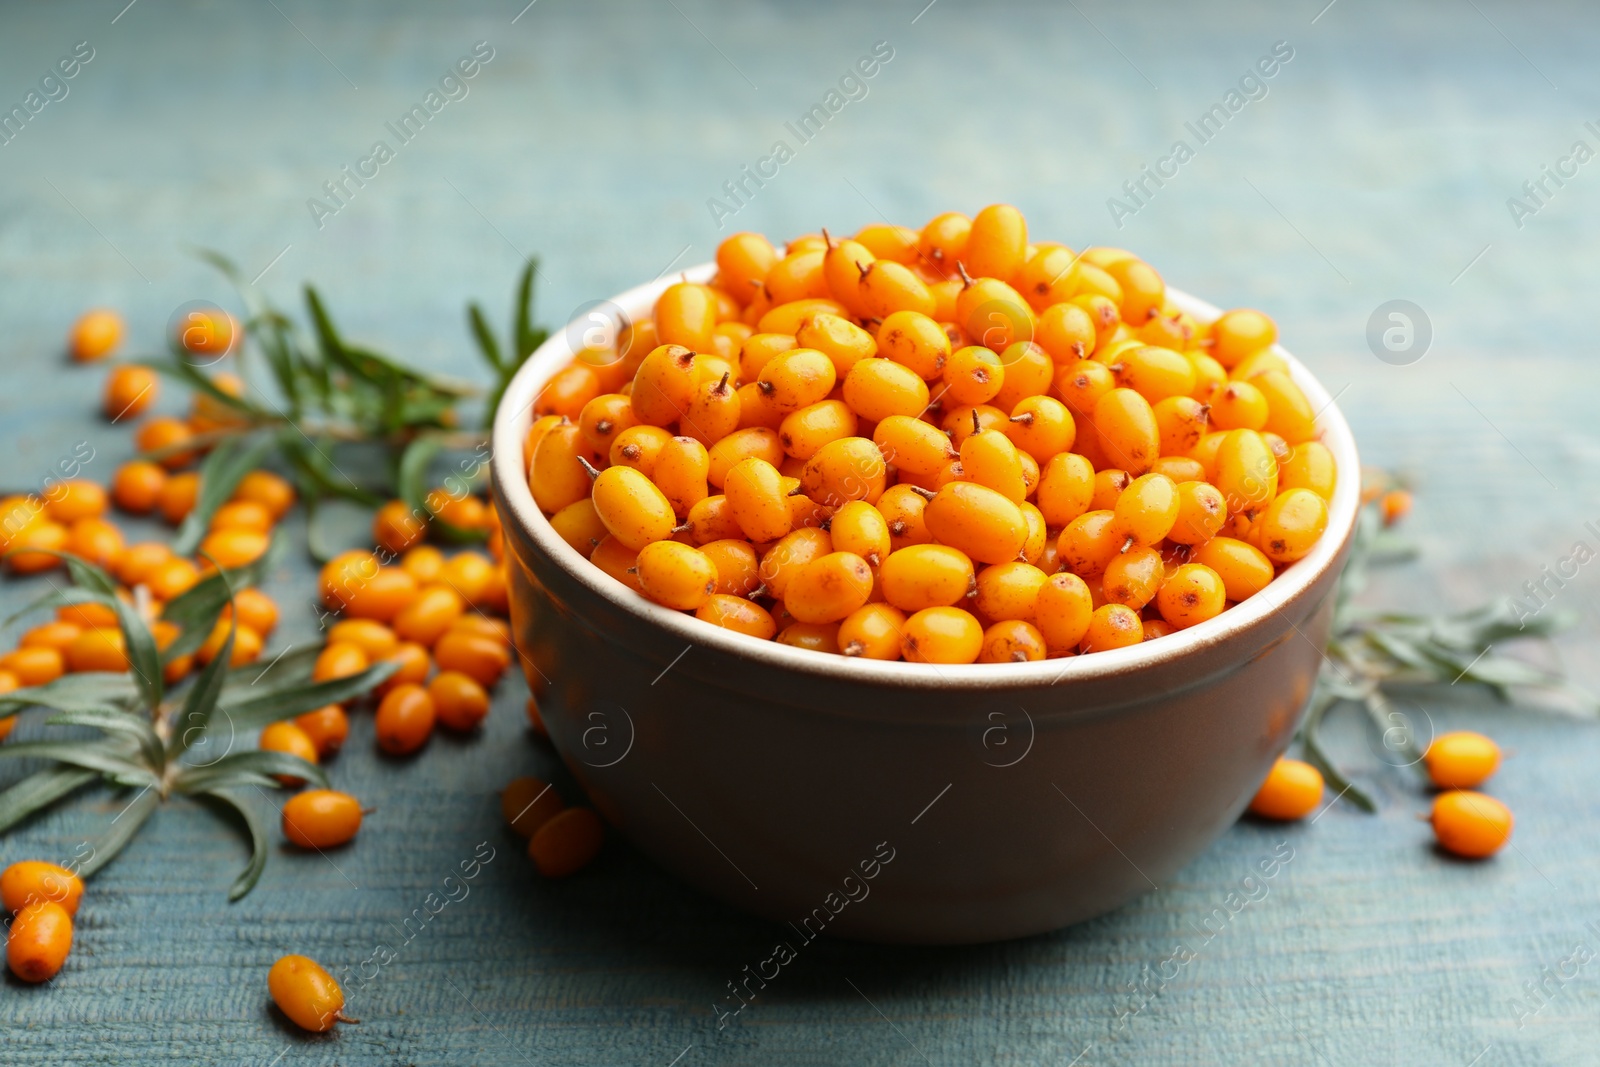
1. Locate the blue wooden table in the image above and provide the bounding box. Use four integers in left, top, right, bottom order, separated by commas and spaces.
3, 1, 1599, 1063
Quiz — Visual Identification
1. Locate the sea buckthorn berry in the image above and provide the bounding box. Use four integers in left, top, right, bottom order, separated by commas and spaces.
211, 499, 274, 534
146, 557, 201, 601
533, 363, 602, 421
1430, 790, 1513, 858
5, 522, 69, 573
685, 496, 742, 546
1257, 488, 1328, 564
682, 371, 741, 447
155, 471, 201, 525
1150, 456, 1206, 483
941, 404, 1006, 449
974, 562, 1048, 623
579, 393, 639, 454
342, 566, 419, 623
785, 552, 874, 624
1381, 489, 1412, 526
1093, 471, 1131, 514
758, 528, 832, 599
67, 518, 124, 569
776, 621, 841, 653
375, 683, 436, 754
103, 364, 158, 421
979, 619, 1048, 663
232, 470, 296, 520
1054, 360, 1115, 421
656, 437, 712, 519
738, 332, 798, 383
821, 235, 875, 314
65, 626, 130, 673
828, 500, 891, 565
71, 307, 123, 361
654, 282, 718, 352
424, 488, 487, 532
375, 641, 430, 697
21, 621, 82, 653
1210, 308, 1278, 368
1209, 381, 1269, 431
724, 458, 793, 543
797, 313, 877, 377
1081, 604, 1144, 653
1248, 757, 1323, 820
630, 344, 698, 427
502, 776, 563, 838
590, 464, 677, 553
1005, 396, 1074, 463
393, 585, 466, 646
1034, 572, 1094, 652
433, 630, 510, 688
609, 424, 674, 478
550, 498, 608, 557
854, 221, 921, 263
295, 705, 350, 759
528, 807, 606, 878
1108, 346, 1195, 405
1279, 441, 1338, 501
859, 260, 936, 319
448, 614, 511, 646
1034, 452, 1094, 528
1169, 481, 1228, 545
1093, 388, 1160, 475
758, 297, 847, 337
1215, 429, 1278, 514
919, 210, 971, 269
1103, 257, 1165, 324
838, 603, 908, 660
959, 427, 1027, 504
1, 861, 83, 916
717, 232, 779, 296
399, 545, 445, 585
1033, 302, 1097, 364
923, 481, 1028, 565
428, 670, 490, 731
879, 544, 974, 612
964, 203, 1028, 282
269, 955, 355, 1032
1156, 563, 1227, 629
1423, 731, 1501, 790
1192, 537, 1275, 601
635, 540, 717, 611
779, 399, 858, 462
1018, 501, 1047, 565
1253, 370, 1317, 444
1111, 473, 1179, 549
259, 722, 319, 786
199, 529, 269, 570
696, 594, 777, 639
7, 901, 72, 983
136, 415, 197, 469
800, 437, 886, 508
707, 427, 784, 488
874, 486, 929, 552
940, 346, 1005, 407
763, 249, 829, 304
700, 538, 761, 597
313, 642, 369, 684
111, 460, 167, 514
1101, 547, 1163, 610
877, 310, 950, 381
282, 789, 363, 849
1153, 395, 1210, 456
872, 416, 956, 480
589, 536, 643, 593
530, 421, 603, 515
902, 606, 984, 664
45, 480, 107, 524
1058, 511, 1120, 579
1015, 244, 1080, 310
757, 348, 836, 414
0, 647, 63, 686
1187, 431, 1228, 482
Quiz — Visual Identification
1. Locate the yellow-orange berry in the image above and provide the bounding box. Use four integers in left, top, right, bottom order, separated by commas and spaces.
901, 606, 983, 664
1430, 790, 1513, 858
527, 807, 605, 878
1423, 731, 1501, 790
376, 683, 436, 754
1, 861, 84, 916
268, 954, 354, 1032
7, 901, 72, 983
70, 308, 123, 362
1248, 757, 1323, 820
282, 789, 363, 849
635, 540, 717, 611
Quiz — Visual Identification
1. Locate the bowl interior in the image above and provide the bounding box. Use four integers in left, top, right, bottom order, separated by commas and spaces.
491, 264, 1361, 690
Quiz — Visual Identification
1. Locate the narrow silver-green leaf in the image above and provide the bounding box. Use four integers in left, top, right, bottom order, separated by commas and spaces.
468, 302, 505, 372
0, 766, 99, 834
216, 660, 398, 732
195, 787, 270, 901
0, 672, 140, 715
110, 593, 164, 712
168, 609, 236, 758
0, 740, 158, 787
44, 709, 164, 772
172, 750, 327, 793
171, 433, 276, 555
77, 786, 160, 879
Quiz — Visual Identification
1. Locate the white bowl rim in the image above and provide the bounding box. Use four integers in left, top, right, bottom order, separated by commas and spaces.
491, 262, 1361, 690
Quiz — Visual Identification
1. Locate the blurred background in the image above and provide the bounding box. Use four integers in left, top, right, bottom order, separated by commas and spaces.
2, 1, 1598, 1064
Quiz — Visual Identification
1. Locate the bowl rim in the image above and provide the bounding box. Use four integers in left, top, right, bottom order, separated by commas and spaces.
490, 262, 1361, 691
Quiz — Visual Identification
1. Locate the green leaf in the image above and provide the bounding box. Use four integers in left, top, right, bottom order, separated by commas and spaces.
171, 433, 276, 555
220, 644, 320, 701
0, 766, 99, 834
277, 427, 383, 507
215, 660, 398, 732
513, 257, 547, 362
172, 750, 327, 793
397, 435, 443, 518
1298, 692, 1378, 814
0, 740, 158, 788
0, 672, 140, 715
110, 593, 164, 713
194, 787, 270, 901
77, 786, 160, 879
140, 357, 266, 421
468, 302, 505, 373
3, 583, 108, 628
44, 709, 164, 772
169, 607, 236, 758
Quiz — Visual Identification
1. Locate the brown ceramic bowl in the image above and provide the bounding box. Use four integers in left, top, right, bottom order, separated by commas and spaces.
490, 265, 1360, 944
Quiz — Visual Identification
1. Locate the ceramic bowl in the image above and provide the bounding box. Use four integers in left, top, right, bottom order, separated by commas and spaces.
489, 265, 1360, 944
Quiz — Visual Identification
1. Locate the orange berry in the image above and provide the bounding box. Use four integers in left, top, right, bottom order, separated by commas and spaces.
198, 528, 270, 570
146, 557, 200, 601
281, 790, 362, 849
157, 471, 201, 524
44, 480, 106, 525
65, 626, 129, 673
209, 500, 274, 534
1155, 563, 1227, 630
231, 470, 296, 520
432, 630, 510, 688
901, 606, 983, 664
1430, 790, 1513, 859
1381, 488, 1412, 526
527, 807, 605, 878
66, 518, 124, 569
1423, 731, 1501, 790
294, 705, 350, 759
979, 619, 1048, 663
175, 306, 238, 357
5, 521, 66, 574
135, 416, 197, 470
1080, 604, 1143, 653
342, 567, 420, 623
375, 641, 430, 696
0, 647, 65, 687
7, 901, 72, 982
695, 594, 777, 639
1034, 572, 1094, 652
1248, 757, 1323, 820
785, 552, 874, 624
268, 955, 353, 1032
20, 621, 83, 653
111, 461, 168, 515
325, 619, 397, 660
373, 500, 427, 555
259, 721, 319, 786
503, 776, 563, 837
635, 540, 717, 611
922, 482, 1027, 565
0, 861, 84, 916
837, 603, 907, 660
312, 642, 369, 683
70, 308, 123, 362
428, 670, 489, 732
375, 683, 436, 754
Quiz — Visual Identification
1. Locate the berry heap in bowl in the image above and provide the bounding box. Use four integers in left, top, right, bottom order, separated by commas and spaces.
523, 206, 1333, 665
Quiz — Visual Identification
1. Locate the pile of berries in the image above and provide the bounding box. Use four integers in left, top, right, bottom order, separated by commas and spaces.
525, 207, 1334, 664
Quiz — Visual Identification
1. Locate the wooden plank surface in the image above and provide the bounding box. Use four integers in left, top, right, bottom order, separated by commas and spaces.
2, 1, 1598, 1063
